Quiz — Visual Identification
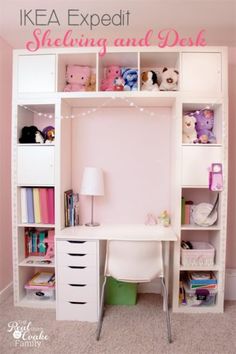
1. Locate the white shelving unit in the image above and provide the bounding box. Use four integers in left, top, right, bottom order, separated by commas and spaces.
12, 46, 228, 314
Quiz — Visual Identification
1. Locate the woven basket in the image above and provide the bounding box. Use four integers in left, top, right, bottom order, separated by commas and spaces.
181, 241, 215, 266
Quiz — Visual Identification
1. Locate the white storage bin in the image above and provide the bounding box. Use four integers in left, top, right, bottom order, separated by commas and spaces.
25, 285, 55, 301
181, 241, 215, 266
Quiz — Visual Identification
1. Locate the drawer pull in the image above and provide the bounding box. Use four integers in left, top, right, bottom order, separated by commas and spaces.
68, 253, 86, 257
69, 301, 87, 305
68, 284, 86, 287
68, 266, 86, 269
67, 241, 86, 244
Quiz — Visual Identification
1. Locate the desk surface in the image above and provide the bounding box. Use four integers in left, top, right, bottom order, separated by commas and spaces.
56, 224, 178, 241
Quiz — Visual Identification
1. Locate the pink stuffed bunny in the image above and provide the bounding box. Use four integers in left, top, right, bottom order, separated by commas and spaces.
100, 65, 121, 91
64, 65, 91, 92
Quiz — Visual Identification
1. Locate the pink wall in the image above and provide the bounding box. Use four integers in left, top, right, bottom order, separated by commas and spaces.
226, 47, 236, 268
72, 107, 171, 224
0, 37, 12, 292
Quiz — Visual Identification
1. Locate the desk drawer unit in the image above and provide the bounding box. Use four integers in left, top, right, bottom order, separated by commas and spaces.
56, 239, 99, 322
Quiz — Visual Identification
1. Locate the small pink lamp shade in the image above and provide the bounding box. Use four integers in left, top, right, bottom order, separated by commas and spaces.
80, 167, 104, 196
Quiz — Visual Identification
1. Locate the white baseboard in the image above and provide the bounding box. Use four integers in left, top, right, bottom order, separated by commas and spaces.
0, 282, 13, 303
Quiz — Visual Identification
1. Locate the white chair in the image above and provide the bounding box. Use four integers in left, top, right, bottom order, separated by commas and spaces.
96, 240, 172, 343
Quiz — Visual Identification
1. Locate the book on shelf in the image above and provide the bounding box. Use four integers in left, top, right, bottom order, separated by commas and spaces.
25, 228, 54, 257
64, 189, 79, 227
21, 188, 54, 224
28, 271, 55, 287
187, 271, 217, 289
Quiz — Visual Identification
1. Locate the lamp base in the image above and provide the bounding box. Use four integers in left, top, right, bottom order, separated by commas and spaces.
85, 222, 100, 227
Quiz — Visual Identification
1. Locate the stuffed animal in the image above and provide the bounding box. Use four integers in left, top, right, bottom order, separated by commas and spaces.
64, 65, 91, 92
141, 71, 159, 91
100, 65, 121, 91
194, 109, 216, 144
86, 73, 96, 92
113, 77, 125, 91
159, 67, 179, 91
182, 115, 198, 144
42, 126, 55, 143
19, 126, 44, 144
121, 68, 138, 91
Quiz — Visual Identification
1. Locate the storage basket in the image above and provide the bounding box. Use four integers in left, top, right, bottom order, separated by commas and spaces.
181, 241, 215, 266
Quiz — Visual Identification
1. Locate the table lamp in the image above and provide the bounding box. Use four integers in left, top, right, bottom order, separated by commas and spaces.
80, 167, 104, 226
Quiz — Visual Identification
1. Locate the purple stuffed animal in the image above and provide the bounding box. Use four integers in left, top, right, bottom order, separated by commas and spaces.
194, 109, 216, 144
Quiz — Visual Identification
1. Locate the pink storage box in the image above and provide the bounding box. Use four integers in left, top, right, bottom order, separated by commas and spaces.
24, 284, 55, 301
181, 241, 215, 267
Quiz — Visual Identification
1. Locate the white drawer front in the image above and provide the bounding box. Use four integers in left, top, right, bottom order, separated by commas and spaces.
17, 146, 54, 185
57, 300, 98, 322
57, 240, 97, 254
57, 283, 97, 302
57, 252, 96, 267
181, 52, 221, 93
18, 55, 56, 93
58, 265, 97, 284
182, 146, 222, 186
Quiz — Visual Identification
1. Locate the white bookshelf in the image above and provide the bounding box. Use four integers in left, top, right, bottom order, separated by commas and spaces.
12, 46, 228, 313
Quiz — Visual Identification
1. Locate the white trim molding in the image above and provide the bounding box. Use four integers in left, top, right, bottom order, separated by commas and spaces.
0, 282, 13, 304
225, 269, 236, 300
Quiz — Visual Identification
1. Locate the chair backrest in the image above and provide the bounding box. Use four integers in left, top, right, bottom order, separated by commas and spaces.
104, 240, 164, 283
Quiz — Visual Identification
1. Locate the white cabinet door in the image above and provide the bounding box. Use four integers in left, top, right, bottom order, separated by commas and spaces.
181, 53, 221, 93
18, 55, 56, 93
17, 145, 54, 185
182, 146, 222, 186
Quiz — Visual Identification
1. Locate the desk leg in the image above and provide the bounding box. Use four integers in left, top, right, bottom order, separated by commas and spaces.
162, 241, 170, 311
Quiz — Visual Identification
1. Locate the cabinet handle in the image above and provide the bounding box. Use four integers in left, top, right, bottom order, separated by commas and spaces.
68, 266, 86, 269
68, 284, 86, 287
69, 301, 87, 305
67, 241, 86, 244
68, 253, 86, 257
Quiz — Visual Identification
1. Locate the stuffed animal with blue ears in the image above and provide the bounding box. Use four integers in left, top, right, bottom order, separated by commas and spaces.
121, 68, 138, 91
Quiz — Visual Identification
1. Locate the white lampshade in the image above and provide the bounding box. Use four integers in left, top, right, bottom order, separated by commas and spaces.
80, 167, 104, 196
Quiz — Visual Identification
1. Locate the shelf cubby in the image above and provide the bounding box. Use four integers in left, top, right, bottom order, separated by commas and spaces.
57, 53, 97, 92
140, 52, 180, 91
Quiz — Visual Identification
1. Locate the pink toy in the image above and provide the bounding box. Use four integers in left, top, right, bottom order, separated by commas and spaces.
209, 163, 223, 191
100, 65, 122, 91
64, 65, 91, 92
44, 230, 54, 259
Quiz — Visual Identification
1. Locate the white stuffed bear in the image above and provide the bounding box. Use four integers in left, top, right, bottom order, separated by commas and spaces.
159, 67, 179, 91
141, 71, 159, 91
182, 115, 198, 143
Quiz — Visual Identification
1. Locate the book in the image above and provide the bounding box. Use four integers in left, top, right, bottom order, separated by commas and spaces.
28, 271, 55, 286
47, 188, 55, 224
188, 272, 217, 286
64, 189, 72, 227
39, 231, 46, 253
33, 188, 41, 223
39, 188, 49, 224
21, 188, 28, 223
32, 232, 37, 253
26, 188, 34, 223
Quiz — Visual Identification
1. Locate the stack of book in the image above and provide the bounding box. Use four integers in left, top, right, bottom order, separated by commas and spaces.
64, 189, 79, 227
28, 272, 55, 287
25, 228, 53, 257
21, 187, 54, 224
187, 271, 217, 290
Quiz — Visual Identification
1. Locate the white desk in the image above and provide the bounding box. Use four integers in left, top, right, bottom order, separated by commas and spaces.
55, 224, 178, 322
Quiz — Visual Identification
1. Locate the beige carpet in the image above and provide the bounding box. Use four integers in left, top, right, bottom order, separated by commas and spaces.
1, 293, 236, 354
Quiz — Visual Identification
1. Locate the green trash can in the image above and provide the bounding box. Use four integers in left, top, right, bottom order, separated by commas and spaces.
105, 277, 137, 305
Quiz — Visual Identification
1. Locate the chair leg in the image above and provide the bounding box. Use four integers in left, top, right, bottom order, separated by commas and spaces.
96, 276, 107, 341
161, 277, 172, 343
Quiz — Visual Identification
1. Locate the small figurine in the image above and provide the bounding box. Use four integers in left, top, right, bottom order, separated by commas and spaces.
145, 213, 157, 225
158, 210, 170, 227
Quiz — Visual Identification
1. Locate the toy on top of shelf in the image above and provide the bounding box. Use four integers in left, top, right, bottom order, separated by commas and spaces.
182, 114, 198, 144
113, 77, 125, 91
141, 71, 159, 91
159, 67, 179, 91
42, 126, 55, 143
44, 230, 55, 259
19, 126, 44, 144
64, 65, 91, 92
86, 73, 96, 92
145, 213, 157, 225
158, 210, 170, 227
194, 109, 216, 144
100, 65, 122, 91
121, 68, 138, 91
